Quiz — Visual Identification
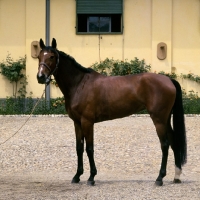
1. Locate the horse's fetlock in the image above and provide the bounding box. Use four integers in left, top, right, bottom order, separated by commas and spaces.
86, 147, 94, 155
160, 169, 166, 177
77, 168, 84, 175
91, 168, 97, 176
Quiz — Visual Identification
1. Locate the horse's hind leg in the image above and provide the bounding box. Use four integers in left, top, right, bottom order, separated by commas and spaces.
151, 115, 170, 186
155, 132, 169, 186
167, 125, 182, 183
71, 122, 84, 184
154, 115, 183, 185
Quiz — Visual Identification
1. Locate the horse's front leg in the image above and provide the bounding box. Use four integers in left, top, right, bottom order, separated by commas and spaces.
71, 122, 84, 184
82, 120, 97, 186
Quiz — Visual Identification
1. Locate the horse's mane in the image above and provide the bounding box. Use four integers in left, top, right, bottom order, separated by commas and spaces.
58, 50, 93, 73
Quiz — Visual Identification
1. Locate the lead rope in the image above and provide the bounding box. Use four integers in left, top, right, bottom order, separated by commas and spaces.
0, 87, 46, 146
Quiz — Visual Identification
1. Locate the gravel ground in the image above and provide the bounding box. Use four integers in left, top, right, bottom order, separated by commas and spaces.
0, 115, 199, 200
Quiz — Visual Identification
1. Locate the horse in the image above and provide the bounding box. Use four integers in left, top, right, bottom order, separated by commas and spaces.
37, 38, 187, 186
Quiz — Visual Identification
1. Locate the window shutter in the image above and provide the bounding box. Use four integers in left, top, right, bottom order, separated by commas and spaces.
77, 0, 122, 14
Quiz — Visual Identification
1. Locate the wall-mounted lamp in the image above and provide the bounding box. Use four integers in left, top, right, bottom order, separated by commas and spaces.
31, 41, 40, 58
157, 42, 167, 60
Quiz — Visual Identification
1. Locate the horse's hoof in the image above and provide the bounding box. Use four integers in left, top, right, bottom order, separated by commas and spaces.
155, 180, 163, 186
173, 179, 181, 184
71, 177, 80, 184
87, 180, 95, 186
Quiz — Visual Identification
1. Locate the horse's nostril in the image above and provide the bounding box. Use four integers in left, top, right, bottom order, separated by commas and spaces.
37, 74, 46, 84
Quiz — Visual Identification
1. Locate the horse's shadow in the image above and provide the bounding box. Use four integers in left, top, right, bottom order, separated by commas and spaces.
0, 175, 195, 194
90, 179, 195, 187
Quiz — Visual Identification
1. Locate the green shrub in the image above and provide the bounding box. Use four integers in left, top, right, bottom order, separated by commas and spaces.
0, 54, 27, 98
158, 71, 178, 79
91, 57, 151, 76
182, 90, 200, 114
0, 97, 66, 115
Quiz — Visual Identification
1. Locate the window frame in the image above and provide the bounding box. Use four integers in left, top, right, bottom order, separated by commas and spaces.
76, 0, 123, 35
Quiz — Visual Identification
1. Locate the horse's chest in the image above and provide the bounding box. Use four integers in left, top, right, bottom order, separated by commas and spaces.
66, 102, 83, 121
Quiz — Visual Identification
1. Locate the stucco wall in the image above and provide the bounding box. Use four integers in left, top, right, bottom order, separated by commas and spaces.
0, 0, 200, 98
173, 0, 200, 75
0, 0, 26, 97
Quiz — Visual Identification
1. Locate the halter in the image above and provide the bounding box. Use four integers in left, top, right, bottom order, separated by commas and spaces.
38, 50, 60, 84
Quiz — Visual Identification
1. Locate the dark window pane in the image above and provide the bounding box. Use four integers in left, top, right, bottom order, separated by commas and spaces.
77, 14, 87, 32
99, 17, 110, 32
89, 21, 99, 32
88, 16, 99, 32
111, 14, 121, 32
88, 17, 99, 22
100, 17, 110, 22
88, 16, 110, 32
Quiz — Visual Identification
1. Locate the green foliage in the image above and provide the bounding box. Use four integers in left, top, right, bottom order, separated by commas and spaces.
158, 71, 178, 79
180, 73, 200, 83
0, 96, 66, 115
0, 54, 26, 98
91, 58, 151, 76
182, 90, 200, 114
91, 58, 113, 76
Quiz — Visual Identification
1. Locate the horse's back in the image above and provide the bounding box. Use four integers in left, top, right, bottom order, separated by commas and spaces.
93, 72, 176, 103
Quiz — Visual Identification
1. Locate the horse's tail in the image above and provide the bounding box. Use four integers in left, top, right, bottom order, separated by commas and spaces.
171, 79, 187, 166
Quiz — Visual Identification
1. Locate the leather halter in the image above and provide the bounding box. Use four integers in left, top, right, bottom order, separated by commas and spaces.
38, 50, 60, 80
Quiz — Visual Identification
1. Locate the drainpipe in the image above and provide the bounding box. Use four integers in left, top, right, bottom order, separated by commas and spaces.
45, 0, 50, 108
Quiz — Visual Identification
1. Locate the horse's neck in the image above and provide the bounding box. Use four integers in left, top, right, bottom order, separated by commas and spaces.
54, 59, 85, 99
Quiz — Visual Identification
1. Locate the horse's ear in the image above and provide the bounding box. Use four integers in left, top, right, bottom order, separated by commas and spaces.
52, 38, 57, 49
39, 39, 46, 49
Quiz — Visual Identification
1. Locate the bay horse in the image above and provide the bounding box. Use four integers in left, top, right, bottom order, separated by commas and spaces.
37, 38, 187, 186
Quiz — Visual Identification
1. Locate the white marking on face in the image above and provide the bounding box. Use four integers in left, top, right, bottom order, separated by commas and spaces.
44, 52, 47, 55
38, 66, 44, 77
174, 166, 182, 179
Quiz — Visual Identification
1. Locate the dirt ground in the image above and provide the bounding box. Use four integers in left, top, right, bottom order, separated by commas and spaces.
0, 115, 199, 199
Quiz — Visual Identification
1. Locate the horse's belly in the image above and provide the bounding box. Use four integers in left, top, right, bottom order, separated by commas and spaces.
94, 100, 145, 122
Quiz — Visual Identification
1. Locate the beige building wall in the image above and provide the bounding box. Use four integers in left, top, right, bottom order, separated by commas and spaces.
124, 0, 152, 64
0, 0, 200, 98
0, 0, 26, 97
173, 0, 200, 75
172, 0, 200, 94
25, 0, 46, 97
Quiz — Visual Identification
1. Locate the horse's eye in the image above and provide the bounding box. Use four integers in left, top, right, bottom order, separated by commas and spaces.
50, 56, 54, 59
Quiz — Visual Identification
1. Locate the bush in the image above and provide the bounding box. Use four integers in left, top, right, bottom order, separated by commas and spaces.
158, 71, 177, 79
182, 90, 200, 114
0, 54, 27, 98
91, 57, 151, 76
0, 97, 66, 115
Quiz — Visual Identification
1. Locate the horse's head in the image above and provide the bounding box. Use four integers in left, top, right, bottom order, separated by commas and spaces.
37, 38, 59, 84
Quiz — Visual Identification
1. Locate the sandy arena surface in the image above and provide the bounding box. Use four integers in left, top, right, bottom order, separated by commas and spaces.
0, 115, 199, 199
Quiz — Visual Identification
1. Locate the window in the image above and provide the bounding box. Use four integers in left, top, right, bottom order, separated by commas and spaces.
76, 0, 123, 34
88, 16, 110, 32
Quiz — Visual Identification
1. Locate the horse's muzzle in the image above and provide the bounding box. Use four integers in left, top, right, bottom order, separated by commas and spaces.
37, 74, 48, 84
